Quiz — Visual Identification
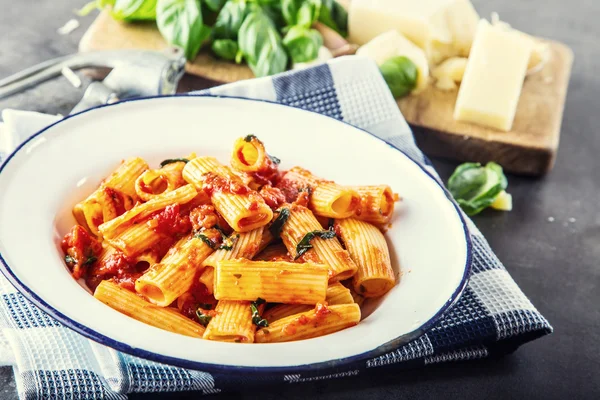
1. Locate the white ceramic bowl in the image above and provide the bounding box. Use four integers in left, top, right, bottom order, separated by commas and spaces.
0, 96, 471, 372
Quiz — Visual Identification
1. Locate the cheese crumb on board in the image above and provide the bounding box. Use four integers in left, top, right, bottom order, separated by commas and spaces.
349, 0, 479, 65
432, 57, 468, 90
356, 30, 430, 93
454, 19, 533, 131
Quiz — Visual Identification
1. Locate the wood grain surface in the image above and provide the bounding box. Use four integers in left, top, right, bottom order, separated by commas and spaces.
79, 9, 573, 176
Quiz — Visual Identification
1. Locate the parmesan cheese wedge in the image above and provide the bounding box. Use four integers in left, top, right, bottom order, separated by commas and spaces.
356, 30, 429, 93
454, 19, 533, 131
349, 0, 479, 65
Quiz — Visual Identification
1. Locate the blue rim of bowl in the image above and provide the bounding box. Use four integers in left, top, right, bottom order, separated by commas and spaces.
0, 94, 473, 374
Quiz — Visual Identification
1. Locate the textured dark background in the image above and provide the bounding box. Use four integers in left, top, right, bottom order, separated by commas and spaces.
0, 0, 599, 399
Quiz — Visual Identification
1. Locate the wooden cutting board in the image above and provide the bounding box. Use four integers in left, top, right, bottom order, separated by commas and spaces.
79, 10, 574, 176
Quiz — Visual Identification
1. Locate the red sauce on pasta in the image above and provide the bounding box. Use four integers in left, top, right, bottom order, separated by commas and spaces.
147, 204, 191, 237
61, 226, 102, 280
202, 173, 250, 196
103, 187, 128, 216
85, 251, 150, 292
259, 185, 286, 210
189, 205, 219, 231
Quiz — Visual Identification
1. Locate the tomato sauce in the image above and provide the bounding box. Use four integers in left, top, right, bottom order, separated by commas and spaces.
147, 204, 191, 237
202, 173, 250, 196
189, 205, 219, 231
61, 226, 102, 280
103, 187, 128, 216
85, 251, 150, 292
259, 185, 286, 210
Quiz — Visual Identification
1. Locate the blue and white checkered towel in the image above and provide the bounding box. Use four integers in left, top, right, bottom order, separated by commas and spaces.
0, 57, 552, 399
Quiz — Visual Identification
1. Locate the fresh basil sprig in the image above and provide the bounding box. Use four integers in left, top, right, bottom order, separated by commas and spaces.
379, 56, 419, 99
269, 208, 290, 237
212, 39, 239, 60
212, 0, 248, 39
160, 158, 189, 167
237, 8, 288, 77
282, 0, 321, 28
318, 0, 348, 37
250, 297, 268, 327
78, 0, 158, 21
157, 0, 212, 60
202, 0, 226, 12
283, 26, 323, 63
448, 162, 509, 216
294, 229, 335, 260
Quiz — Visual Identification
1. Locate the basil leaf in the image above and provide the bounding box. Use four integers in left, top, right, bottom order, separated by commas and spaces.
379, 56, 419, 98
269, 208, 290, 237
295, 230, 336, 260
244, 134, 257, 142
282, 0, 321, 28
251, 297, 268, 327
160, 158, 189, 167
219, 234, 239, 250
157, 0, 212, 60
112, 0, 158, 21
78, 0, 157, 21
194, 233, 216, 249
202, 0, 225, 12
83, 256, 98, 266
213, 0, 248, 39
318, 0, 348, 37
65, 255, 76, 264
238, 9, 288, 77
212, 39, 239, 60
283, 26, 323, 64
448, 162, 509, 216
196, 309, 213, 326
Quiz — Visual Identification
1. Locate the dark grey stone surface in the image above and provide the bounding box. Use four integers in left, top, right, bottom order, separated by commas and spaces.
0, 0, 598, 399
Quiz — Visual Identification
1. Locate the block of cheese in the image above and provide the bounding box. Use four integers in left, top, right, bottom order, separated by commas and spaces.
432, 57, 468, 90
454, 19, 533, 131
356, 30, 429, 93
349, 0, 479, 64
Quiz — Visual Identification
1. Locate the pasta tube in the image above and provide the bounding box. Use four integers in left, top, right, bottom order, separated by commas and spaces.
279, 205, 357, 282
73, 157, 148, 236
94, 281, 205, 338
263, 282, 354, 322
214, 260, 328, 304
199, 227, 270, 294
255, 303, 361, 343
202, 300, 256, 343
335, 218, 396, 298
183, 157, 273, 232
230, 135, 271, 173
135, 235, 214, 307
99, 185, 197, 239
352, 185, 396, 226
134, 160, 188, 202
281, 167, 360, 218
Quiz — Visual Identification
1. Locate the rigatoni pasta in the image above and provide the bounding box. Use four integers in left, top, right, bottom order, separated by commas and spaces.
335, 218, 396, 298
279, 205, 357, 282
255, 304, 361, 343
214, 260, 328, 304
279, 167, 360, 219
182, 157, 273, 232
60, 135, 400, 343
352, 185, 397, 226
94, 281, 205, 338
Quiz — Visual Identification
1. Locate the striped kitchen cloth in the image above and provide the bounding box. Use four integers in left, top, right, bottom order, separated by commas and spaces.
0, 56, 552, 399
